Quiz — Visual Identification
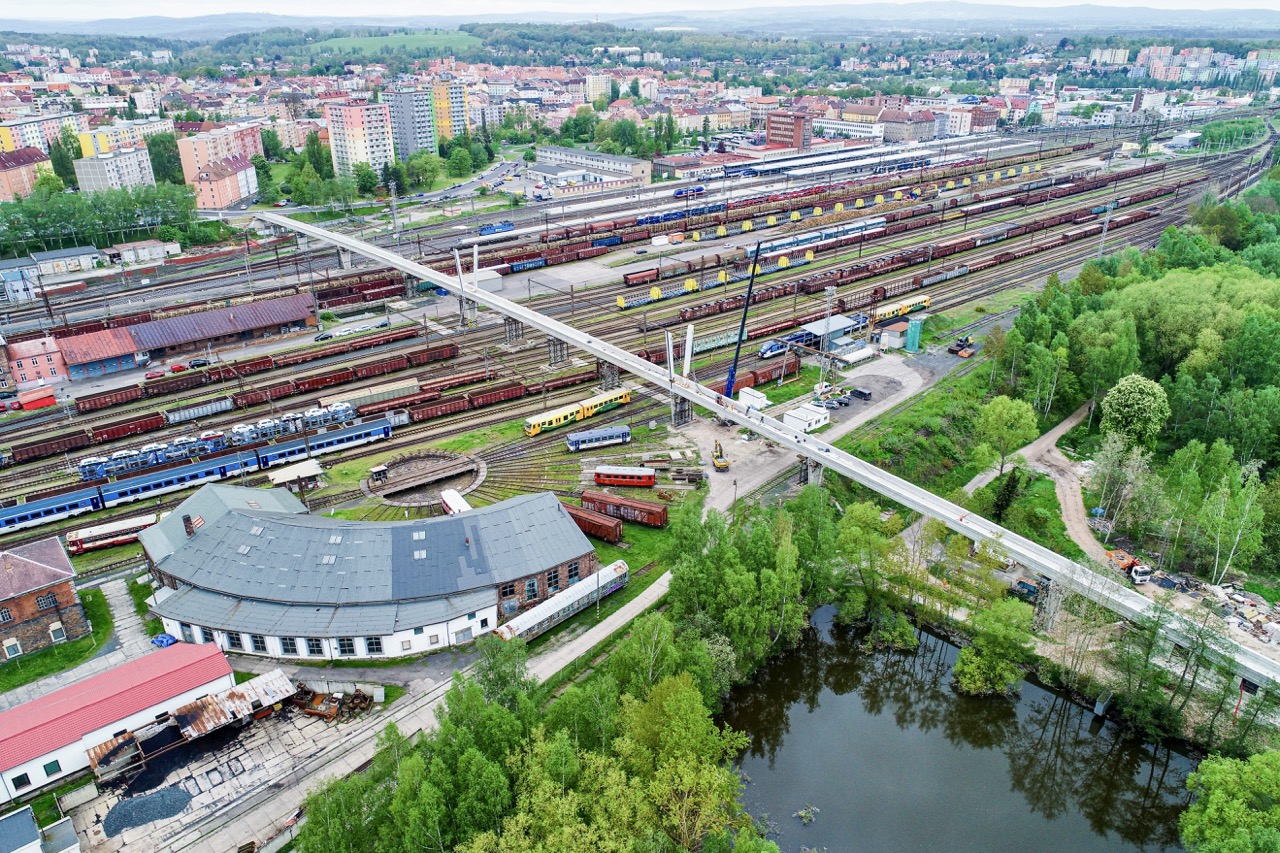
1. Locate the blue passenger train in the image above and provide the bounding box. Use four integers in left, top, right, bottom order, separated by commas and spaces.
0, 418, 393, 533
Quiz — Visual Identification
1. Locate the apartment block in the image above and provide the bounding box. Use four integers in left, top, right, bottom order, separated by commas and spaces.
177, 122, 264, 184
432, 82, 469, 141
78, 116, 173, 157
386, 89, 438, 161
0, 147, 48, 201
73, 147, 156, 194
765, 111, 813, 150
324, 101, 394, 178
0, 113, 87, 155
192, 155, 258, 210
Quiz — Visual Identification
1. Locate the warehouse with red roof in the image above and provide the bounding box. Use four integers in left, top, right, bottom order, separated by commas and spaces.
0, 643, 234, 804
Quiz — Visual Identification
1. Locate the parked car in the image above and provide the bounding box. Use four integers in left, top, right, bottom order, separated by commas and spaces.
273, 200, 289, 207
188, 358, 210, 368
169, 364, 188, 373
314, 332, 333, 342
145, 370, 165, 379
635, 249, 648, 254
851, 388, 873, 401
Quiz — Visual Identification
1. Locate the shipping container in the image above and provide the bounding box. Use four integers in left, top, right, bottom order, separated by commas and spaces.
164, 397, 235, 424
76, 386, 144, 414
92, 413, 165, 443
579, 490, 668, 527
465, 382, 527, 409
409, 396, 470, 422
9, 430, 92, 463
321, 378, 421, 410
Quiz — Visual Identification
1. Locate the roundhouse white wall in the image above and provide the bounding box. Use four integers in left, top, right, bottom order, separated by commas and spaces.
161, 604, 499, 661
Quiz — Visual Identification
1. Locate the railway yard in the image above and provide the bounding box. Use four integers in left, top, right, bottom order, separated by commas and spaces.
0, 112, 1274, 853
0, 126, 1269, 570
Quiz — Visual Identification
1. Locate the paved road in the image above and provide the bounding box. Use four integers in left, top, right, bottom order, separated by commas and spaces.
0, 576, 155, 712
156, 570, 672, 853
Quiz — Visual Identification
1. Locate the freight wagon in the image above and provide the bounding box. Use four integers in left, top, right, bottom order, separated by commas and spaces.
562, 503, 624, 543
580, 491, 668, 527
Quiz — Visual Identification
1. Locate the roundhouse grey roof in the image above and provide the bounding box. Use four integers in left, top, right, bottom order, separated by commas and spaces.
144, 484, 593, 608
154, 584, 495, 637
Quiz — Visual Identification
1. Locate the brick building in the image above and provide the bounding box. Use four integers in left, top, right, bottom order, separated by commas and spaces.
143, 485, 599, 660
0, 538, 91, 662
765, 111, 814, 150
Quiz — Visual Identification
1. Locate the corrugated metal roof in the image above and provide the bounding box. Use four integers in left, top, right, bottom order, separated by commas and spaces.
153, 585, 494, 636
30, 246, 99, 262
0, 643, 232, 773
173, 668, 296, 738
147, 486, 590, 607
127, 294, 313, 351
0, 808, 39, 852
58, 327, 138, 366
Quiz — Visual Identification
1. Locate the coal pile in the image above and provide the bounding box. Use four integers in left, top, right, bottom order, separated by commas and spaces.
103, 786, 192, 837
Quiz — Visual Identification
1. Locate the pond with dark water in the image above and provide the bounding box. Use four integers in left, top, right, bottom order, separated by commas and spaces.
720, 607, 1194, 853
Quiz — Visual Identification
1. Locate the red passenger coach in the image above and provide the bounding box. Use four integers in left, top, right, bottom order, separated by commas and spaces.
592, 466, 656, 487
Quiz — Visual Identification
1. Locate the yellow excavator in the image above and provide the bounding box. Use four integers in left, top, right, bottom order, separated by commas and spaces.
712, 440, 730, 471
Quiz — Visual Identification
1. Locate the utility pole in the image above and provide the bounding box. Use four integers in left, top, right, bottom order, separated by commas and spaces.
389, 180, 400, 237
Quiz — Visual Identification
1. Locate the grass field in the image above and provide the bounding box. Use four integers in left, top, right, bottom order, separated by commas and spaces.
0, 589, 112, 695
128, 578, 164, 637
308, 31, 483, 54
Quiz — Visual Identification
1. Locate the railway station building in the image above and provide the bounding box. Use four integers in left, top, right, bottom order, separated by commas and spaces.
142, 485, 600, 661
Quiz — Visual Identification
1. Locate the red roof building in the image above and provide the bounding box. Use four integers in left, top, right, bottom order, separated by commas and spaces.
0, 642, 234, 804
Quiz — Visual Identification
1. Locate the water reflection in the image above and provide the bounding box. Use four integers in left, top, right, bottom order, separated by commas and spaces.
721, 607, 1192, 853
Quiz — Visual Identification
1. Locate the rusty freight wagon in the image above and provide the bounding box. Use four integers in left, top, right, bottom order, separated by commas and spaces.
579, 490, 668, 528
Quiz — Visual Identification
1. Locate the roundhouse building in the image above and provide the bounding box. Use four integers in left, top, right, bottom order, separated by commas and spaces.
142, 484, 599, 660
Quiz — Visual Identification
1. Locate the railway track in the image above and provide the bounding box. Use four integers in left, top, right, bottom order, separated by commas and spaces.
0, 140, 1262, 527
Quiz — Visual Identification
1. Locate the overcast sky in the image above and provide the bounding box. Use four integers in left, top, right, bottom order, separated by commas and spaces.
14, 0, 1280, 20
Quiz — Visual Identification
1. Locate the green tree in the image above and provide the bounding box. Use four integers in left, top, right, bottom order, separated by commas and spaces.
303, 131, 334, 179
48, 139, 76, 187
608, 613, 681, 699
447, 146, 473, 177
522, 148, 536, 163
32, 170, 65, 195
473, 634, 534, 714
629, 77, 641, 98
146, 132, 184, 185
976, 395, 1039, 478
1101, 374, 1171, 448
1181, 752, 1280, 851
249, 153, 273, 193
952, 599, 1035, 696
407, 151, 443, 188
352, 162, 378, 195
291, 161, 321, 205
261, 128, 284, 160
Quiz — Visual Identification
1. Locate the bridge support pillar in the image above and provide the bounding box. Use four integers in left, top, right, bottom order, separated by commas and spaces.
670, 396, 692, 427
504, 318, 524, 344
599, 363, 621, 391
337, 248, 353, 269
1034, 579, 1064, 633
547, 338, 568, 367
